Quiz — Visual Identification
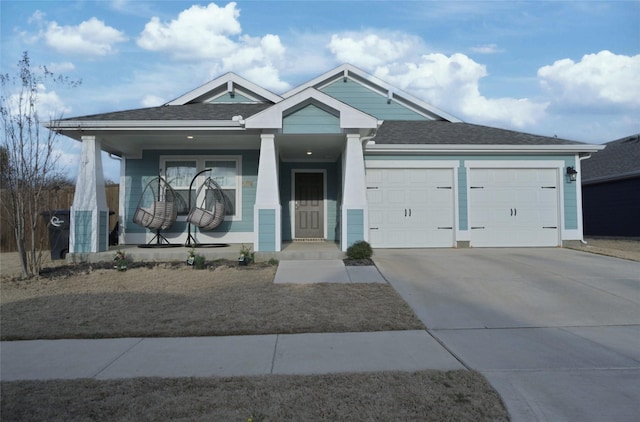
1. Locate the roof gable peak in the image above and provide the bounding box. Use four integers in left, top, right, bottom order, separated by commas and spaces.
166, 72, 283, 106
283, 63, 461, 122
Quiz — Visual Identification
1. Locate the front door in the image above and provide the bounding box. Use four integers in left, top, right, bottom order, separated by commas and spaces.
295, 172, 324, 239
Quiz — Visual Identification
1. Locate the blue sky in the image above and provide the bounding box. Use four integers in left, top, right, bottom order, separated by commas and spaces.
1, 0, 639, 181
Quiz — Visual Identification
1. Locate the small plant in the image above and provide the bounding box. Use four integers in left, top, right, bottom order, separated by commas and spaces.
113, 248, 131, 271
267, 257, 279, 266
186, 247, 196, 265
193, 254, 206, 270
238, 243, 254, 266
346, 240, 373, 260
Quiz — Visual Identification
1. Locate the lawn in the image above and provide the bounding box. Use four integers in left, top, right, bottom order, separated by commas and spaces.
0, 257, 509, 421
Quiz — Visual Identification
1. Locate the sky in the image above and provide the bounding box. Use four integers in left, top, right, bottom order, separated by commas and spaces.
1, 0, 639, 182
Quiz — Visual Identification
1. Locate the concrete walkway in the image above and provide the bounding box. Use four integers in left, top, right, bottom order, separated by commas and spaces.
0, 331, 463, 381
1, 260, 458, 382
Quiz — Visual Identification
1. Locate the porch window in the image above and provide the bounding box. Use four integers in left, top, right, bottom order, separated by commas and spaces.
161, 156, 241, 220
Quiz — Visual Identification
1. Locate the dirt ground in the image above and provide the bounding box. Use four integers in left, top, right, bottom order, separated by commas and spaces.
566, 237, 640, 261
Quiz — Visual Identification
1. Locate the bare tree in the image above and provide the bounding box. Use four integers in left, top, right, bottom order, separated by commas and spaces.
0, 51, 80, 278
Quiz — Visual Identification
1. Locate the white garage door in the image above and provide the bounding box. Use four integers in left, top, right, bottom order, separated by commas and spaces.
468, 168, 560, 247
366, 168, 455, 248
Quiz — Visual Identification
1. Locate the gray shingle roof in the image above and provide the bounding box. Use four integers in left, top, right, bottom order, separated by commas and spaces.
581, 134, 640, 183
64, 103, 272, 121
374, 120, 586, 145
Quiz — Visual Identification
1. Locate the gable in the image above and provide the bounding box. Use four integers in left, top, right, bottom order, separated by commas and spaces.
167, 73, 282, 105
320, 78, 427, 121
283, 104, 340, 134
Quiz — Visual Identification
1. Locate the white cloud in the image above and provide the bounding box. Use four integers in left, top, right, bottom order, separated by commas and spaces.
137, 2, 290, 92
470, 43, 504, 54
41, 16, 128, 56
327, 32, 417, 68
137, 2, 241, 60
325, 32, 546, 128
538, 50, 640, 108
46, 62, 76, 73
5, 83, 71, 120
141, 95, 165, 108
374, 53, 547, 128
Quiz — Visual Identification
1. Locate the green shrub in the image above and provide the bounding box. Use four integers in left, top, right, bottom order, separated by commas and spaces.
346, 240, 373, 260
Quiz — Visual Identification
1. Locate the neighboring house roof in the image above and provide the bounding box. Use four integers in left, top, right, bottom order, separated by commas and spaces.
61, 103, 271, 122
581, 134, 640, 184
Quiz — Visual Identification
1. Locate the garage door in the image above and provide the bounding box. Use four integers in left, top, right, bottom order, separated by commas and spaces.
366, 168, 455, 248
468, 168, 559, 247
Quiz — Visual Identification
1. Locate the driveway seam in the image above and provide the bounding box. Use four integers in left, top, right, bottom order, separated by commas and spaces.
425, 329, 472, 370
269, 334, 280, 374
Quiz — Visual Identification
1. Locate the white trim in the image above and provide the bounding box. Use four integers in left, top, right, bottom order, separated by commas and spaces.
366, 160, 460, 169
52, 120, 243, 129
245, 87, 378, 130
464, 160, 565, 169
160, 155, 242, 222
166, 72, 283, 105
367, 144, 605, 154
290, 169, 328, 240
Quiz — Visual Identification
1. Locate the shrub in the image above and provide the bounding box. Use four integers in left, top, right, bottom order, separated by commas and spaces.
346, 240, 373, 260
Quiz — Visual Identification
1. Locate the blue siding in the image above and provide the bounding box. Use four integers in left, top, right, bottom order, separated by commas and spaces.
211, 92, 255, 103
99, 211, 108, 252
280, 162, 340, 241
366, 155, 577, 232
457, 164, 468, 230
346, 209, 365, 246
74, 211, 92, 253
320, 79, 427, 120
258, 209, 276, 251
124, 150, 259, 237
283, 104, 340, 134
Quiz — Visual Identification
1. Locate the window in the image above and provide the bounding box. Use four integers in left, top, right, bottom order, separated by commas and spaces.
161, 156, 241, 220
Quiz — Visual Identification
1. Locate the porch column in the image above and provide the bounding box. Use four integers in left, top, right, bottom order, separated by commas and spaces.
341, 133, 368, 251
70, 135, 109, 253
254, 133, 281, 252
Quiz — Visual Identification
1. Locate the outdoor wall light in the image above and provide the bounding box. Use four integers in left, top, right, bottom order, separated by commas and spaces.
566, 166, 578, 182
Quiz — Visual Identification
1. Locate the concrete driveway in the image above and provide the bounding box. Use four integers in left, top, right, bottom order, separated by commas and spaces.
374, 248, 640, 422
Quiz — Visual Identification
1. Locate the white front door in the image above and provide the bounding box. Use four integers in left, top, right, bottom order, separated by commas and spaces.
468, 168, 560, 247
366, 168, 455, 248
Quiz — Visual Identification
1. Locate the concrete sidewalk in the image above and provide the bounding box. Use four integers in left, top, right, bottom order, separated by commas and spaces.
274, 260, 387, 284
0, 330, 464, 381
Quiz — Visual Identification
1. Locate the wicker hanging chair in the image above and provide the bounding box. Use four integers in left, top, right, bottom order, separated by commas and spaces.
187, 177, 227, 231
133, 175, 179, 245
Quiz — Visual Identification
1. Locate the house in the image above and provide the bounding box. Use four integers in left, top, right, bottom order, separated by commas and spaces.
581, 134, 640, 237
49, 64, 604, 254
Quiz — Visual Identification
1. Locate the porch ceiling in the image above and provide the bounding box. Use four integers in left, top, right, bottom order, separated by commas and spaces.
68, 129, 346, 162
276, 134, 345, 161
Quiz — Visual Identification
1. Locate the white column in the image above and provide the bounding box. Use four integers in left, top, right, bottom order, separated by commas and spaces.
254, 133, 281, 251
70, 136, 109, 253
341, 133, 368, 251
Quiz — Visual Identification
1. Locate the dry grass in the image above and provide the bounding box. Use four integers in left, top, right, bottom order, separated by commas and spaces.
1, 370, 508, 421
565, 237, 640, 261
0, 254, 510, 421
1, 262, 424, 340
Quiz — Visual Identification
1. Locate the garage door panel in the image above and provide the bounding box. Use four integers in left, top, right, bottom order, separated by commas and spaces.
366, 168, 455, 248
469, 168, 559, 247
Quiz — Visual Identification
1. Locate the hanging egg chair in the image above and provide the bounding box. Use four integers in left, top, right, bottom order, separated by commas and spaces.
185, 169, 230, 248
132, 175, 180, 246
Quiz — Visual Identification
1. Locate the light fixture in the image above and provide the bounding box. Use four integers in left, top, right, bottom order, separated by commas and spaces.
566, 166, 578, 182
186, 135, 194, 140
306, 149, 313, 156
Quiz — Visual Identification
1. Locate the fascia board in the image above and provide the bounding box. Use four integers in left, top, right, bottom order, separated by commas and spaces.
48, 120, 243, 130
283, 63, 462, 123
166, 73, 283, 105
244, 88, 378, 129
365, 143, 606, 154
